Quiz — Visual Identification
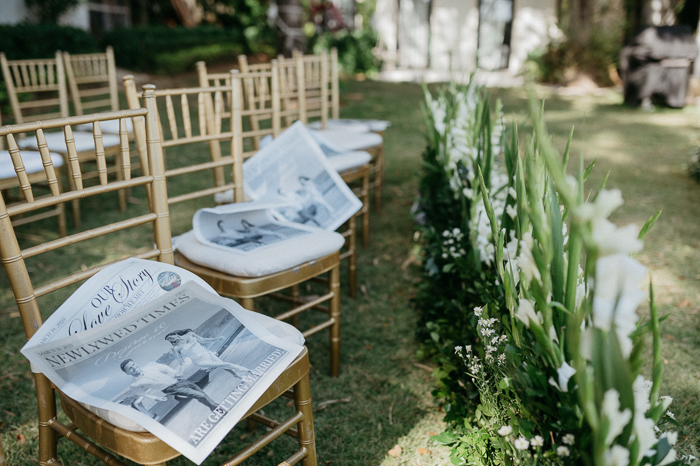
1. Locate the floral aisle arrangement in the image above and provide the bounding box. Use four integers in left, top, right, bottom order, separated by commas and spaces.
412, 81, 512, 423
415, 84, 687, 465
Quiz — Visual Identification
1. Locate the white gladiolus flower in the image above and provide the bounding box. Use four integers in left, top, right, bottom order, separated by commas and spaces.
605, 445, 630, 466
548, 361, 576, 393
518, 232, 541, 282
514, 437, 529, 450
662, 431, 678, 446
557, 446, 570, 457
530, 435, 544, 447
515, 299, 540, 328
506, 204, 517, 219
577, 189, 624, 222
593, 254, 648, 358
660, 396, 673, 411
592, 219, 643, 256
508, 187, 517, 199
498, 425, 513, 436
633, 415, 657, 463
633, 376, 653, 415
602, 389, 632, 445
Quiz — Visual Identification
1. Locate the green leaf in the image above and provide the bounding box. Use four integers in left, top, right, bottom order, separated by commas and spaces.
639, 210, 662, 241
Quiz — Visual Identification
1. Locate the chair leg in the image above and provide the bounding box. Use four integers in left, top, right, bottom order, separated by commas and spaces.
0, 436, 5, 466
348, 217, 357, 300
329, 265, 341, 377
240, 297, 255, 311
290, 284, 301, 328
294, 373, 317, 466
361, 168, 370, 248
373, 146, 384, 213
35, 374, 58, 465
116, 151, 127, 213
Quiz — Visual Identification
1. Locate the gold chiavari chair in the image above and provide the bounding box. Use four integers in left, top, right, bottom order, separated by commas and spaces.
124, 74, 344, 376
0, 101, 318, 466
0, 111, 67, 236
198, 59, 362, 299
296, 48, 388, 212
0, 51, 128, 230
63, 46, 134, 136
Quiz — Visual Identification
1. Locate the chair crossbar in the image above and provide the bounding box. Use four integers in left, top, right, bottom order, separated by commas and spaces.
167, 183, 238, 205
161, 131, 235, 148
220, 412, 304, 466
10, 207, 63, 228
302, 318, 335, 338
48, 419, 128, 466
273, 291, 334, 321
5, 175, 153, 218
32, 248, 162, 298
0, 109, 147, 135
22, 212, 158, 259
74, 75, 110, 84
165, 157, 237, 177
247, 413, 299, 438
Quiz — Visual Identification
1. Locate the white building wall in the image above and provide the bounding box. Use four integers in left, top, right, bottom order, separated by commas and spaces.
373, 0, 399, 66
509, 0, 557, 73
0, 0, 90, 30
430, 0, 478, 71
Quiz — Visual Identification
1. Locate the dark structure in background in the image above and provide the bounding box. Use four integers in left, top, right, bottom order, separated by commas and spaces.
620, 25, 699, 108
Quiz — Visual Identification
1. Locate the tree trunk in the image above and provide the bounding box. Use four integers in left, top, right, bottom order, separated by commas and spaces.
569, 0, 593, 45
170, 0, 202, 27
277, 0, 306, 57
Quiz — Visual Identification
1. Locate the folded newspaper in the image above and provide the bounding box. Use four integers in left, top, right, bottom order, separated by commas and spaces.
242, 121, 362, 231
192, 198, 327, 255
22, 258, 304, 464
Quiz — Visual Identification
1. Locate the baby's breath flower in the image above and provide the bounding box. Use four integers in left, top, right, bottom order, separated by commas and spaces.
454, 346, 462, 354
530, 436, 544, 447
557, 446, 570, 457
498, 425, 513, 436
465, 345, 472, 352
514, 437, 529, 450
562, 434, 575, 445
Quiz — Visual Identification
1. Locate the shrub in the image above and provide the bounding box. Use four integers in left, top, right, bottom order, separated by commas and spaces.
154, 43, 244, 74
0, 24, 98, 60
102, 26, 246, 72
309, 29, 380, 75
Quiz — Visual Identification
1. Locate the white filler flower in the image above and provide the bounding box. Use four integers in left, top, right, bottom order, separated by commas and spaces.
514, 437, 529, 450
498, 425, 513, 436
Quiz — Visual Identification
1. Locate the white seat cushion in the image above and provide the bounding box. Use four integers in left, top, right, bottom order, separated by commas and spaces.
308, 128, 382, 152
175, 229, 344, 277
18, 131, 121, 153
80, 307, 304, 432
309, 118, 391, 132
327, 151, 372, 173
75, 118, 134, 135
0, 150, 64, 179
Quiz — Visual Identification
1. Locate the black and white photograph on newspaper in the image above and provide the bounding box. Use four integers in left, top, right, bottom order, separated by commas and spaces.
243, 121, 362, 231
192, 199, 323, 255
21, 281, 304, 464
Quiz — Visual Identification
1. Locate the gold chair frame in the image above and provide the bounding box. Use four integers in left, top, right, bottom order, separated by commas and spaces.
0, 100, 318, 465
0, 51, 127, 230
124, 74, 342, 376
63, 46, 120, 117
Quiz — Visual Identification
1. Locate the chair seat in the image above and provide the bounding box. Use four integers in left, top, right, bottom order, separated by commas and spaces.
75, 118, 134, 135
175, 229, 344, 277
18, 130, 121, 154
60, 347, 311, 465
328, 151, 372, 173
0, 150, 64, 179
308, 128, 383, 153
309, 118, 391, 133
79, 310, 305, 432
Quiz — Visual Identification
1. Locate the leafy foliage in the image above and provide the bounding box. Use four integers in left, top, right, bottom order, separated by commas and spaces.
0, 24, 98, 60
309, 29, 379, 74
24, 0, 81, 24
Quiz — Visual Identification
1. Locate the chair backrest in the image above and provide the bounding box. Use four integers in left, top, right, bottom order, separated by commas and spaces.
0, 101, 170, 342
195, 60, 281, 155
273, 54, 307, 129
63, 46, 119, 116
0, 51, 70, 124
294, 49, 331, 129
124, 76, 252, 227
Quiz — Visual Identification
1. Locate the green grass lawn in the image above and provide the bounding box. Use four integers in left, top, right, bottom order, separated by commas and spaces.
1, 77, 699, 464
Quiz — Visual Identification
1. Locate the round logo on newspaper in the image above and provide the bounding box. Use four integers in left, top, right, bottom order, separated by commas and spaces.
158, 271, 182, 291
